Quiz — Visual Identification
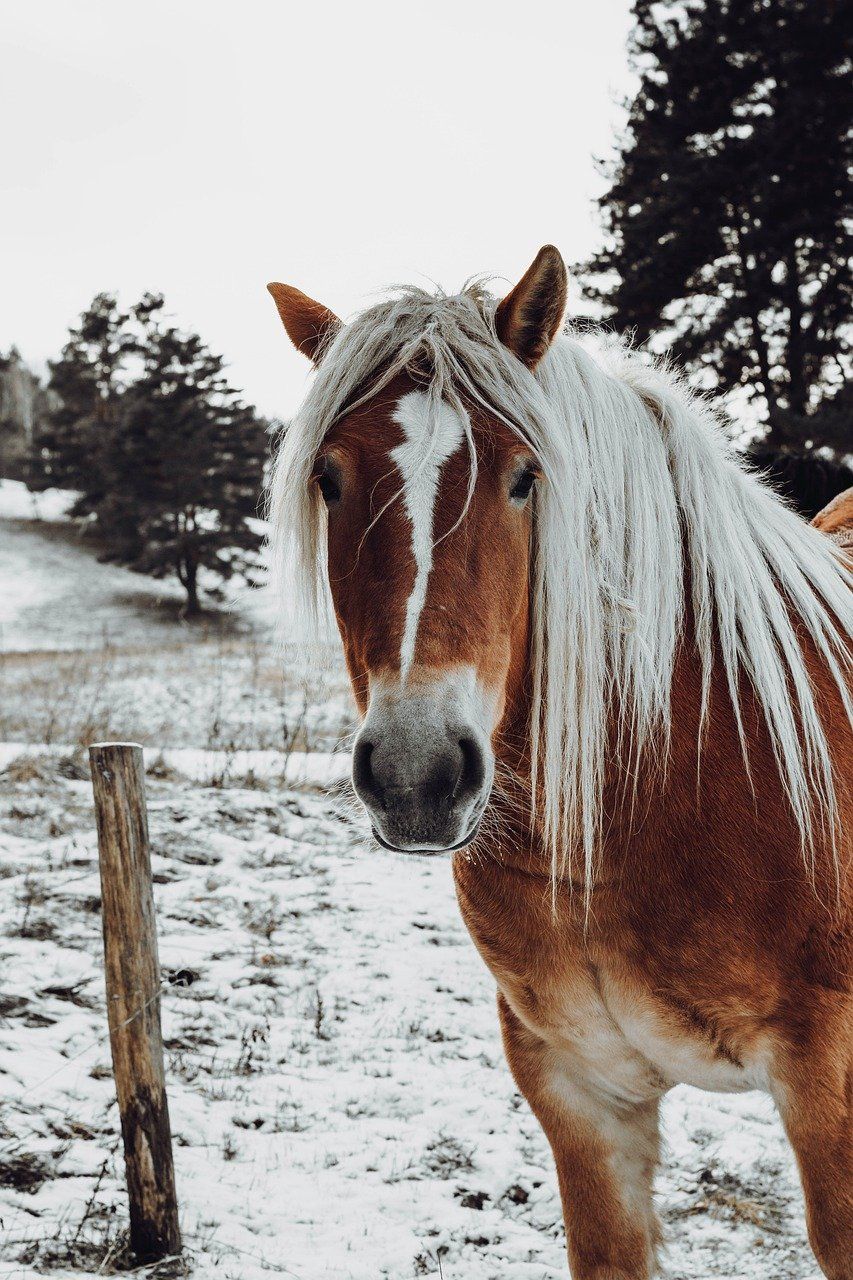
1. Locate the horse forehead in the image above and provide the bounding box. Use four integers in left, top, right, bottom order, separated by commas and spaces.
390, 390, 467, 492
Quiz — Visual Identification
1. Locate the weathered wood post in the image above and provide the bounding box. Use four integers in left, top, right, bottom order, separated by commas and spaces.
89, 742, 181, 1261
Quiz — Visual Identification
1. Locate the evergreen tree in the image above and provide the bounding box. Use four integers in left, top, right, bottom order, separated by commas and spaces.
31, 295, 270, 614
579, 0, 852, 448
29, 293, 134, 496
112, 302, 269, 613
744, 440, 853, 518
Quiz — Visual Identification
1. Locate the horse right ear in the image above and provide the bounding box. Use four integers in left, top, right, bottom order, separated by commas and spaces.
266, 283, 341, 363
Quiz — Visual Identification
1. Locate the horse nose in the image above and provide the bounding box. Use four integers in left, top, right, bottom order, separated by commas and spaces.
352, 730, 487, 850
353, 734, 484, 808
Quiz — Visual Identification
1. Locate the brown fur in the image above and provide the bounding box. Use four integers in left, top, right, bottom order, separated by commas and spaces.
267, 283, 340, 363
495, 245, 568, 369
322, 380, 533, 718
813, 485, 853, 550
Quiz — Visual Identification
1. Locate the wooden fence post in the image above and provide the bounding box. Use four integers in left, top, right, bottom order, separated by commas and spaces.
89, 742, 181, 1262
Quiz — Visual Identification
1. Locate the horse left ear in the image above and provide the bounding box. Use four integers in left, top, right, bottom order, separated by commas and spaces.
266, 283, 341, 363
495, 245, 568, 369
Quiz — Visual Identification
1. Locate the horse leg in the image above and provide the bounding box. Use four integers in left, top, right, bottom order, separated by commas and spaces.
772, 998, 853, 1280
498, 992, 662, 1279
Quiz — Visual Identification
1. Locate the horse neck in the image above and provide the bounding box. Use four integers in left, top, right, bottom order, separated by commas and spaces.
488, 613, 742, 881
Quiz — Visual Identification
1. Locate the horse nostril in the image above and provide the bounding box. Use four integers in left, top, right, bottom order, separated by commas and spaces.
354, 729, 486, 824
353, 738, 383, 807
457, 735, 486, 797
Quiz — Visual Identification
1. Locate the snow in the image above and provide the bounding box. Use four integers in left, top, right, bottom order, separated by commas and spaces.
0, 503, 199, 652
0, 479, 76, 523
0, 742, 349, 787
0, 752, 820, 1280
0, 480, 315, 651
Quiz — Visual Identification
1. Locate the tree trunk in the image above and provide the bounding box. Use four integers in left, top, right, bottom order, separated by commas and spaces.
184, 568, 200, 616
178, 555, 201, 616
732, 211, 783, 443
786, 242, 807, 418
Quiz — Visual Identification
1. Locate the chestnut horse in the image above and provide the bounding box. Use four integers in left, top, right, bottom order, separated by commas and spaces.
267, 248, 853, 1279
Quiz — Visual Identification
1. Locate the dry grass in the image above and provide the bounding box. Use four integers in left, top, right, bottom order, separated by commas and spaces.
17, 1217, 187, 1276
0, 751, 88, 784
0, 1146, 59, 1193
0, 633, 353, 754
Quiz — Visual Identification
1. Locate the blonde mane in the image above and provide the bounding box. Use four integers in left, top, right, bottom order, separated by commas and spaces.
268, 282, 853, 883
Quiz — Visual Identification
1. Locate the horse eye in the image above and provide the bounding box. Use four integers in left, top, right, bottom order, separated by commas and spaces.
315, 462, 341, 506
509, 467, 537, 505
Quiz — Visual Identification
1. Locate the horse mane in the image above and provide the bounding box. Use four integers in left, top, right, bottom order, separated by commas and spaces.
268, 281, 853, 884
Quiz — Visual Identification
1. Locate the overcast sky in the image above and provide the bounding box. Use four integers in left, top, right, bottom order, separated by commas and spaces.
2, 1, 634, 418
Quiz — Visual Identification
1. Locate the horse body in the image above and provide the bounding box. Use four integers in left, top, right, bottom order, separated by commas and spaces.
814, 485, 853, 545
457, 633, 852, 1276
267, 250, 853, 1279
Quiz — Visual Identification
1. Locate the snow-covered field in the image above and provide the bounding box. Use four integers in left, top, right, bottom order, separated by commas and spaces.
0, 480, 290, 651
0, 753, 821, 1280
0, 639, 353, 756
0, 481, 353, 754
0, 482, 823, 1279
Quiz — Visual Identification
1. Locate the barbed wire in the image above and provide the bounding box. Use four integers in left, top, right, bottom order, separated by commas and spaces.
12, 981, 170, 1103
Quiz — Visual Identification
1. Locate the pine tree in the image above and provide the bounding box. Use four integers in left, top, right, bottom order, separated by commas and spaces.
579, 0, 852, 448
0, 348, 50, 479
29, 293, 134, 498
31, 295, 270, 614
112, 302, 269, 613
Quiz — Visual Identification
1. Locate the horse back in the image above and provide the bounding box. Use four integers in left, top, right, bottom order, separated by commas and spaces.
812, 484, 853, 551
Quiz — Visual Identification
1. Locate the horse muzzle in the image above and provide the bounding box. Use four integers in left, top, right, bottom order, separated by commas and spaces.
351, 669, 495, 854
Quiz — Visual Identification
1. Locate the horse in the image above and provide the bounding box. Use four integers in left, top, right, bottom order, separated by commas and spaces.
266, 247, 853, 1280
814, 486, 853, 544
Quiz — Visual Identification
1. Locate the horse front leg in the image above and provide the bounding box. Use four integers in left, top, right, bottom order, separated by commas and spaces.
498, 992, 662, 1280
772, 995, 853, 1280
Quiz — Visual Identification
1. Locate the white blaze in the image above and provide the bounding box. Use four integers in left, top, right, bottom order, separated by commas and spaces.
391, 390, 465, 680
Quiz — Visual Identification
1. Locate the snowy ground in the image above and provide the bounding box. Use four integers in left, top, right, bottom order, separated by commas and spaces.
0, 480, 353, 754
0, 638, 353, 755
0, 753, 821, 1280
0, 481, 279, 652
0, 481, 823, 1278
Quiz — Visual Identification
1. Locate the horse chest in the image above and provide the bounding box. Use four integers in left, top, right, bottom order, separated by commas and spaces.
454, 864, 763, 1098
505, 953, 758, 1098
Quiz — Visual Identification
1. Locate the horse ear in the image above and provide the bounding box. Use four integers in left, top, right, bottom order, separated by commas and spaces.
266, 283, 341, 363
495, 245, 567, 369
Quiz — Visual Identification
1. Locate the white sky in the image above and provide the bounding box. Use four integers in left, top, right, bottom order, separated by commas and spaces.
2, 0, 634, 419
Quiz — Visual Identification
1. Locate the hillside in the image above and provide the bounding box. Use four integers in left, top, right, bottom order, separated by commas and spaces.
0, 479, 352, 757
0, 480, 276, 653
